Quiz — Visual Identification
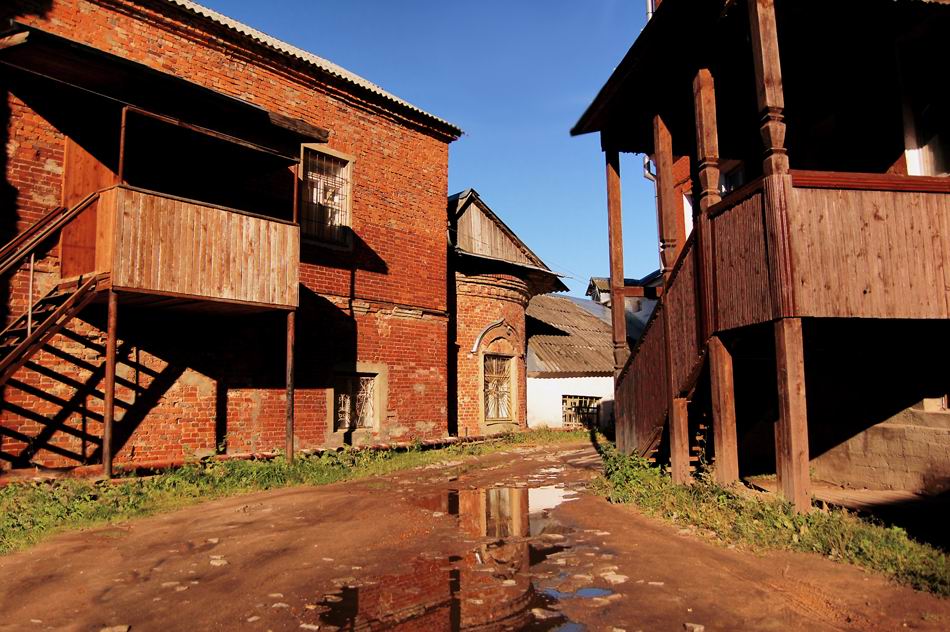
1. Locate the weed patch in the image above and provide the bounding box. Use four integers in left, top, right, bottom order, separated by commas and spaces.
0, 429, 587, 555
594, 439, 949, 596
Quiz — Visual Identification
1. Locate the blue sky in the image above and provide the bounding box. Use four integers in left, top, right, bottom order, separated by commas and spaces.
199, 1, 660, 297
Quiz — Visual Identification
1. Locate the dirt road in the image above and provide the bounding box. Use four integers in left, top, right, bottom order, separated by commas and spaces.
1, 441, 947, 631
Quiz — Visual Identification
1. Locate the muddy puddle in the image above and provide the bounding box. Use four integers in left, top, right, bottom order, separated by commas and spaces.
305, 485, 614, 631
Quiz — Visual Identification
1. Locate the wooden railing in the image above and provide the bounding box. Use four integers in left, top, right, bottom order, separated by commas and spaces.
615, 235, 701, 456
789, 171, 950, 320
614, 170, 950, 455
91, 185, 299, 308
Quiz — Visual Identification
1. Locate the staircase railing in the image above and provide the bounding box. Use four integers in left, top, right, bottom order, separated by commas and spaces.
0, 273, 107, 386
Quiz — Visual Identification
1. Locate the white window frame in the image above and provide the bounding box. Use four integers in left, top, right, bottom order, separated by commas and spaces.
299, 144, 355, 246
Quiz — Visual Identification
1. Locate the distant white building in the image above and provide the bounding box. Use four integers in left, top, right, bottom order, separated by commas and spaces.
525, 295, 616, 430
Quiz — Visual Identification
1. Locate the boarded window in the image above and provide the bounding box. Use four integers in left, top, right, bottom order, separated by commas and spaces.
484, 355, 512, 421
335, 375, 376, 431
561, 395, 601, 430
301, 146, 352, 245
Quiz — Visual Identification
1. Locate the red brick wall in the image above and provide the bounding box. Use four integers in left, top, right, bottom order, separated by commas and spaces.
454, 271, 529, 437
1, 0, 454, 469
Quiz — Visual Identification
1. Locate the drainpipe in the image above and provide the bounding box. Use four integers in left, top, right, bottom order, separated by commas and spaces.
646, 0, 655, 21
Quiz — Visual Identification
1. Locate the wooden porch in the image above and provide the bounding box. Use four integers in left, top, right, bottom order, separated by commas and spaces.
573, 0, 950, 511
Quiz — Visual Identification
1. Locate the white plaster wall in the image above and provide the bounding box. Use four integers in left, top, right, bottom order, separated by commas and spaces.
527, 377, 614, 429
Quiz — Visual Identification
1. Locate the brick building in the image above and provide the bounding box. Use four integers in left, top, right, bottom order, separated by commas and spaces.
447, 190, 565, 437
0, 0, 462, 472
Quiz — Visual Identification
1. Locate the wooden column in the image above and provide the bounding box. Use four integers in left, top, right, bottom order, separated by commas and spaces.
102, 290, 118, 478
668, 397, 691, 484
285, 310, 296, 462
774, 318, 810, 511
692, 68, 721, 340
604, 143, 629, 375
748, 0, 795, 317
708, 336, 739, 484
653, 114, 682, 280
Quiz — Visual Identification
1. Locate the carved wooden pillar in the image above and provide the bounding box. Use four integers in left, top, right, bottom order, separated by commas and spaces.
748, 0, 794, 317
653, 115, 682, 280
692, 68, 721, 340
603, 139, 629, 375
749, 0, 809, 510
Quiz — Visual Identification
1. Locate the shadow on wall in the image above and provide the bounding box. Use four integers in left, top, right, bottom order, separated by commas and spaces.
0, 286, 360, 469
0, 1, 55, 326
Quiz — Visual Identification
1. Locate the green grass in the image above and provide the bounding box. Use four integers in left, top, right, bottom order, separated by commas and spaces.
593, 438, 949, 596
0, 428, 587, 555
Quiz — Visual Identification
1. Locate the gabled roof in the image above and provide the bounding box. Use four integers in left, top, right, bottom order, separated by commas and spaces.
157, 0, 462, 139
586, 270, 662, 296
449, 189, 547, 268
526, 294, 614, 378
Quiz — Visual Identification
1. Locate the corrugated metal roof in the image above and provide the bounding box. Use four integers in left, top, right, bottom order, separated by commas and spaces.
160, 0, 462, 137
527, 295, 614, 377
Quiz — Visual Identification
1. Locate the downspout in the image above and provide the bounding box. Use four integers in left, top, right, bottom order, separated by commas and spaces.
646, 0, 654, 21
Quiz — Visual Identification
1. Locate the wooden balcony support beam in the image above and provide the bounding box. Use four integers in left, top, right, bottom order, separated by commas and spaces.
749, 0, 795, 318
774, 318, 810, 512
669, 397, 691, 485
692, 67, 721, 340
285, 310, 296, 462
708, 336, 739, 484
603, 138, 629, 375
102, 289, 118, 478
653, 114, 683, 281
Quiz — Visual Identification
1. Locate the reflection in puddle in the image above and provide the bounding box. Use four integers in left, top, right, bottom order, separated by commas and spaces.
313, 486, 592, 631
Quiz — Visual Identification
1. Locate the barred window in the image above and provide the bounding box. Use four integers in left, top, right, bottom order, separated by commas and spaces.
334, 374, 377, 431
300, 146, 353, 245
484, 354, 512, 421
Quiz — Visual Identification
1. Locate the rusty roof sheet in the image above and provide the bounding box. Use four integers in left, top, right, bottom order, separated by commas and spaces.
160, 0, 462, 137
527, 295, 614, 377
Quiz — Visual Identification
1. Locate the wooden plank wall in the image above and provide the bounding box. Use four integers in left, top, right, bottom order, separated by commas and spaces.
457, 204, 535, 267
59, 137, 116, 278
665, 242, 700, 391
614, 309, 669, 456
790, 187, 950, 319
109, 187, 299, 308
711, 190, 773, 330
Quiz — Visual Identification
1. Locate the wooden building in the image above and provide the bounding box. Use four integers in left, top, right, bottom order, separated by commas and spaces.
448, 189, 566, 437
0, 0, 461, 474
573, 0, 950, 509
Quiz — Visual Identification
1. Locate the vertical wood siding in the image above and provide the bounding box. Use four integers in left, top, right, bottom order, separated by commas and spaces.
615, 307, 669, 455
457, 204, 535, 266
666, 243, 699, 391
790, 187, 950, 319
108, 187, 299, 308
711, 191, 773, 330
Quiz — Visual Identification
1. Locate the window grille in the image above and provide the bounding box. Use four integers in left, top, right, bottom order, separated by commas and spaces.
335, 375, 376, 431
484, 355, 512, 421
301, 147, 352, 245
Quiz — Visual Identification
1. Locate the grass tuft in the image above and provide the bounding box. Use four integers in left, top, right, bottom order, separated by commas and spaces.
593, 438, 949, 596
0, 429, 587, 555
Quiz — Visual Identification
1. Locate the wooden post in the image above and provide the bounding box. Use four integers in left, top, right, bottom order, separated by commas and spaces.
669, 397, 691, 484
603, 142, 629, 375
285, 310, 296, 462
653, 114, 682, 281
102, 290, 118, 478
692, 68, 721, 339
748, 0, 795, 318
774, 318, 810, 511
708, 336, 739, 484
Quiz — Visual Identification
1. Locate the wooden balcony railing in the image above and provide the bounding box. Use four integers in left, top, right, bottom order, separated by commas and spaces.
613, 170, 950, 456
91, 185, 299, 308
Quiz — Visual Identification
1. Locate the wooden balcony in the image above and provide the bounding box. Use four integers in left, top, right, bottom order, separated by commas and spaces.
66, 185, 299, 309
615, 172, 950, 456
